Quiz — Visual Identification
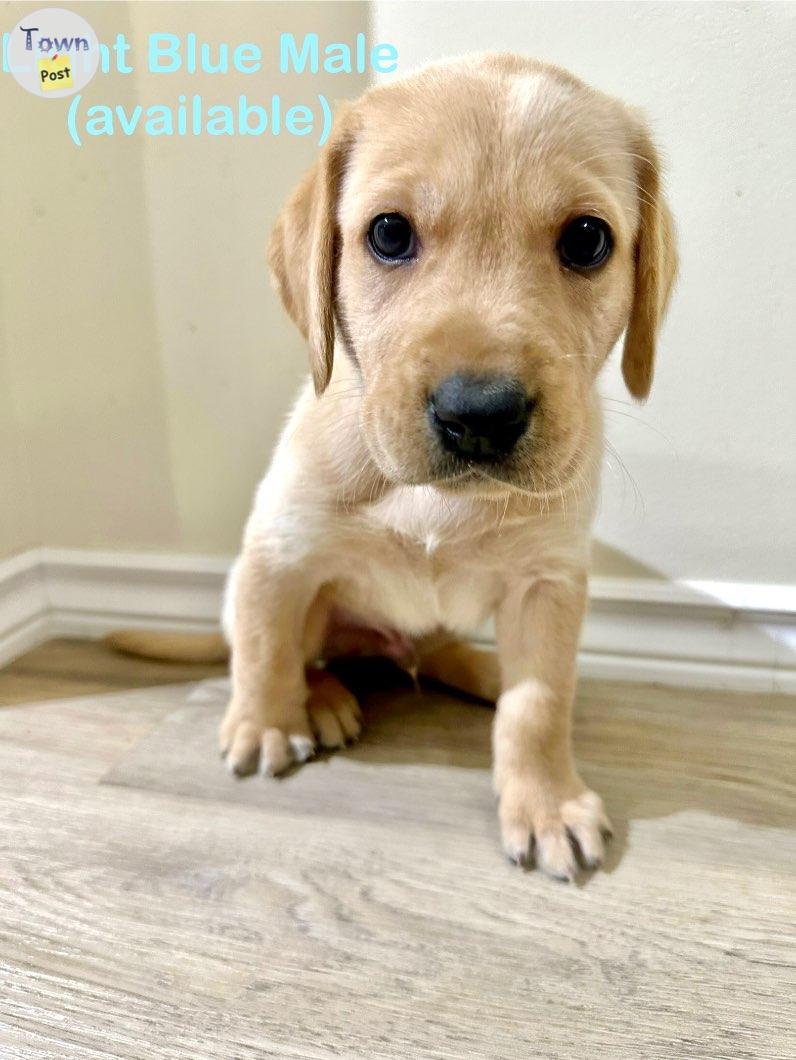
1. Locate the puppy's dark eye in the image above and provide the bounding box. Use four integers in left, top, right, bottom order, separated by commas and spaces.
367, 213, 416, 262
558, 216, 613, 271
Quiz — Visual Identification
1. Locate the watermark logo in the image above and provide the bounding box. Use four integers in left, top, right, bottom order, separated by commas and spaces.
7, 7, 98, 97
38, 52, 72, 91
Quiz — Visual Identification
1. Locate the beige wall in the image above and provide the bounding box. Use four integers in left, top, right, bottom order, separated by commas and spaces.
3, 2, 794, 590
1, 1, 367, 557
0, 310, 35, 556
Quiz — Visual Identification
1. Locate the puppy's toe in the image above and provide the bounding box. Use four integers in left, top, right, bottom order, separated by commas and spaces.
306, 674, 362, 750
562, 791, 612, 869
535, 829, 577, 882
259, 727, 316, 776
502, 825, 533, 867
310, 703, 346, 749
566, 822, 605, 869
259, 729, 294, 777
334, 694, 362, 742
225, 720, 263, 776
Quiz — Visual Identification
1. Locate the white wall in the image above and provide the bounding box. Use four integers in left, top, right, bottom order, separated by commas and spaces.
373, 1, 796, 586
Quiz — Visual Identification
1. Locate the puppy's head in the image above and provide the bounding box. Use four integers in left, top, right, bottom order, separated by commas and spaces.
269, 55, 677, 494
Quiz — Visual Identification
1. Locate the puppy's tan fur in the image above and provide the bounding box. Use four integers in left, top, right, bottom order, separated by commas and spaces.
137, 56, 677, 880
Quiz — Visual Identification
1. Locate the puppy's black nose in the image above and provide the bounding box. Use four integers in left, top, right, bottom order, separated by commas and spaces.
429, 374, 532, 462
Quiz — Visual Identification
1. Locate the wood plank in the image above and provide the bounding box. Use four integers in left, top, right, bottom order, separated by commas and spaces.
104, 677, 796, 832
0, 637, 227, 706
0, 642, 792, 1058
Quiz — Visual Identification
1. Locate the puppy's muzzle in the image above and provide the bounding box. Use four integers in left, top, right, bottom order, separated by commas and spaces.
429, 374, 532, 463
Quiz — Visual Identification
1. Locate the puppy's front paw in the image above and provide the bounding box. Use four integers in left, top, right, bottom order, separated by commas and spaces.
219, 706, 315, 778
498, 782, 612, 881
219, 671, 362, 778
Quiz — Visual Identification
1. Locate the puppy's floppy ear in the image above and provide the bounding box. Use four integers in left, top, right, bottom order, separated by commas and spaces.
621, 120, 678, 401
267, 106, 357, 395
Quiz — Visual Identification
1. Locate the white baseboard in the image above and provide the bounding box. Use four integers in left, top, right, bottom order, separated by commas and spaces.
0, 548, 226, 668
0, 551, 50, 666
1, 548, 794, 693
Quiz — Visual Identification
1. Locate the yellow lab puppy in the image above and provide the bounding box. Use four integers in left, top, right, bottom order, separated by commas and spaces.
117, 54, 677, 880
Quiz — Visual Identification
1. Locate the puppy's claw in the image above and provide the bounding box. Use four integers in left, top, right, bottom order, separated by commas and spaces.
288, 733, 316, 763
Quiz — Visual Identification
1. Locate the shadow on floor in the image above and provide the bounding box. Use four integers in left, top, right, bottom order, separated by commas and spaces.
329, 657, 795, 839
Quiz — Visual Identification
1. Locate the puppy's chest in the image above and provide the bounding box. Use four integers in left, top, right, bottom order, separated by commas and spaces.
337, 492, 507, 635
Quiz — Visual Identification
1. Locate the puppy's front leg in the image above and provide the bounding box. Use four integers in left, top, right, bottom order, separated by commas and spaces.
494, 573, 611, 879
220, 551, 316, 777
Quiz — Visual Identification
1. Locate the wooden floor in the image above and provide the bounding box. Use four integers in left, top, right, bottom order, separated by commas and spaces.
0, 636, 227, 706
0, 639, 793, 1059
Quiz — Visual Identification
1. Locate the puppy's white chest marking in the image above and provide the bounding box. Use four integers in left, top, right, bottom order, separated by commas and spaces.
423, 531, 440, 555
333, 488, 501, 636
336, 542, 495, 636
